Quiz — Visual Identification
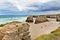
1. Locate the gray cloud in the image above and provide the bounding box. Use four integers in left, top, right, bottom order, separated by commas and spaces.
27, 0, 60, 12
0, 0, 19, 11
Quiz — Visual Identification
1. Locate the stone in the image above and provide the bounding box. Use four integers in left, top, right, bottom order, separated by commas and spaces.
0, 21, 30, 40
22, 35, 31, 40
56, 16, 60, 21
35, 16, 48, 24
23, 32, 30, 36
26, 16, 33, 23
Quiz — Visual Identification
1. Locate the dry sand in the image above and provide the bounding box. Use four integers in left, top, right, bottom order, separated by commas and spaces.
0, 18, 60, 40
29, 18, 60, 40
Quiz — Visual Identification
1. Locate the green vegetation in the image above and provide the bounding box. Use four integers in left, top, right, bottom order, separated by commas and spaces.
35, 26, 60, 40
35, 34, 55, 40
0, 24, 5, 27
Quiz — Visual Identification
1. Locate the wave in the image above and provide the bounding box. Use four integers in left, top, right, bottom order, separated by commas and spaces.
0, 16, 27, 24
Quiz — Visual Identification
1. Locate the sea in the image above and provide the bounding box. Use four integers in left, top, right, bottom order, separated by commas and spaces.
0, 11, 60, 24
0, 15, 28, 24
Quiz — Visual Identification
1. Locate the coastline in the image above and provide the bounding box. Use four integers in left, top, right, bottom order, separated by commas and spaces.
28, 18, 60, 40
0, 15, 60, 40
0, 15, 28, 24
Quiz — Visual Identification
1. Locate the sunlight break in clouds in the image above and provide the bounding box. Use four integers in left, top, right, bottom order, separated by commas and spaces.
8, 0, 52, 11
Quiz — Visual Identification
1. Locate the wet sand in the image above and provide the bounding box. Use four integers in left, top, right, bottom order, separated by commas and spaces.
29, 18, 60, 40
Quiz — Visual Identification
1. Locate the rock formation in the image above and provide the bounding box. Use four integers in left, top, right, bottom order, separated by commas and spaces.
56, 15, 60, 21
26, 15, 48, 24
0, 21, 31, 40
26, 16, 33, 23
35, 16, 48, 24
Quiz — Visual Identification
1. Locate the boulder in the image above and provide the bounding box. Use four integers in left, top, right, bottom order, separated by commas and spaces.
22, 35, 31, 40
26, 16, 33, 23
0, 21, 30, 40
56, 16, 60, 21
35, 16, 48, 24
33, 15, 38, 18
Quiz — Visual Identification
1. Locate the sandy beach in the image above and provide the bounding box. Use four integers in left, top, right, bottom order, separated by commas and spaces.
29, 18, 60, 40
0, 17, 60, 40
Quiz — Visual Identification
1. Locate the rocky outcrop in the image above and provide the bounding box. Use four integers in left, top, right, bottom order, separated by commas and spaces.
35, 16, 48, 24
26, 16, 33, 23
0, 21, 31, 40
56, 15, 60, 21
33, 16, 38, 18
26, 15, 48, 24
47, 15, 57, 18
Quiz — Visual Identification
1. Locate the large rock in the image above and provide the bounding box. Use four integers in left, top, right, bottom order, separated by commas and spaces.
0, 21, 30, 40
35, 16, 48, 24
2, 30, 18, 40
26, 16, 33, 23
47, 15, 57, 18
56, 15, 60, 21
33, 15, 38, 18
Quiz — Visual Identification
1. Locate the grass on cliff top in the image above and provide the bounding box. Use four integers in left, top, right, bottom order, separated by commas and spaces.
35, 34, 55, 40
35, 26, 60, 40
0, 24, 5, 27
51, 26, 60, 35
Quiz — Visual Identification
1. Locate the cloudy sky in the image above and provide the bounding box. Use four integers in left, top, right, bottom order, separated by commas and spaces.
0, 0, 60, 15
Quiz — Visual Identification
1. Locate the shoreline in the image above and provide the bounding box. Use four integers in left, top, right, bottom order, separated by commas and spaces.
0, 16, 60, 40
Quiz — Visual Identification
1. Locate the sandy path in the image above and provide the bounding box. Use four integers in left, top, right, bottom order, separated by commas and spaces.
29, 18, 60, 40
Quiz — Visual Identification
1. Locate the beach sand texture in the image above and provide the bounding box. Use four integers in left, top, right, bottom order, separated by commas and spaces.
29, 18, 60, 40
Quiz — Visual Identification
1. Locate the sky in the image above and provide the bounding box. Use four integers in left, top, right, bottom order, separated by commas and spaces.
8, 0, 52, 11
0, 0, 60, 15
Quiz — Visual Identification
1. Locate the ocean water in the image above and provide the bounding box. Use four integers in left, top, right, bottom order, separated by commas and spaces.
0, 15, 28, 24
0, 11, 60, 24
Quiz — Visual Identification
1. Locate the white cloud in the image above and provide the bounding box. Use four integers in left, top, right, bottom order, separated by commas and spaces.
0, 0, 19, 11
8, 0, 53, 11
0, 0, 53, 11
